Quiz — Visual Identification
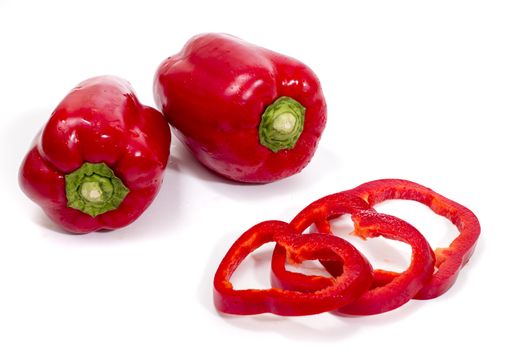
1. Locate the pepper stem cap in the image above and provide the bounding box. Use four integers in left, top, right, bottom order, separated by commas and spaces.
259, 96, 306, 153
65, 162, 129, 217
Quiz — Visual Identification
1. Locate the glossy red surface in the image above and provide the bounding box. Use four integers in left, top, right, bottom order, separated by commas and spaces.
19, 76, 171, 233
154, 33, 327, 183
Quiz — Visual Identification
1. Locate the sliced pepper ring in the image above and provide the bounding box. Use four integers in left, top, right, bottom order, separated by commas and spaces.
271, 193, 370, 292
213, 220, 373, 316
271, 192, 436, 315
343, 179, 481, 299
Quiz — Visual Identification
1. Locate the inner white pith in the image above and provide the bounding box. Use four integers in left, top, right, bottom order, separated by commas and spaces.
81, 182, 104, 202
272, 113, 297, 134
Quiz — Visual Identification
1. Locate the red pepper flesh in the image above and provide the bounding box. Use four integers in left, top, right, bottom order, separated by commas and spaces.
271, 193, 435, 315
345, 179, 481, 299
154, 33, 327, 183
214, 220, 373, 316
19, 76, 171, 234
271, 193, 370, 292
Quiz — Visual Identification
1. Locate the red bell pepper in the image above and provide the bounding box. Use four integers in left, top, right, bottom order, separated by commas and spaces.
214, 220, 373, 316
19, 76, 171, 234
154, 33, 327, 183
345, 179, 481, 299
271, 192, 435, 315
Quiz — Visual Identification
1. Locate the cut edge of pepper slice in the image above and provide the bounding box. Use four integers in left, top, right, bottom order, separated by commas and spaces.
213, 220, 373, 316
336, 210, 435, 315
271, 193, 435, 315
271, 193, 370, 292
346, 178, 481, 299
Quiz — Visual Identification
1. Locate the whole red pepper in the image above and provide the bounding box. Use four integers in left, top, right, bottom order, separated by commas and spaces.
154, 33, 327, 183
19, 76, 171, 234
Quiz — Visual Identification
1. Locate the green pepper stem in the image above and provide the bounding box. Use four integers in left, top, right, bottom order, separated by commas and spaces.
65, 162, 129, 217
259, 96, 306, 153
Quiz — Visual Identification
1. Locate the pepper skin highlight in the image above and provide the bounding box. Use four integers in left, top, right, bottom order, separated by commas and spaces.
154, 33, 327, 183
19, 76, 171, 233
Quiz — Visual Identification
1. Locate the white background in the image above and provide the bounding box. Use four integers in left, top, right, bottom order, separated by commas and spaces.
1, 0, 523, 348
